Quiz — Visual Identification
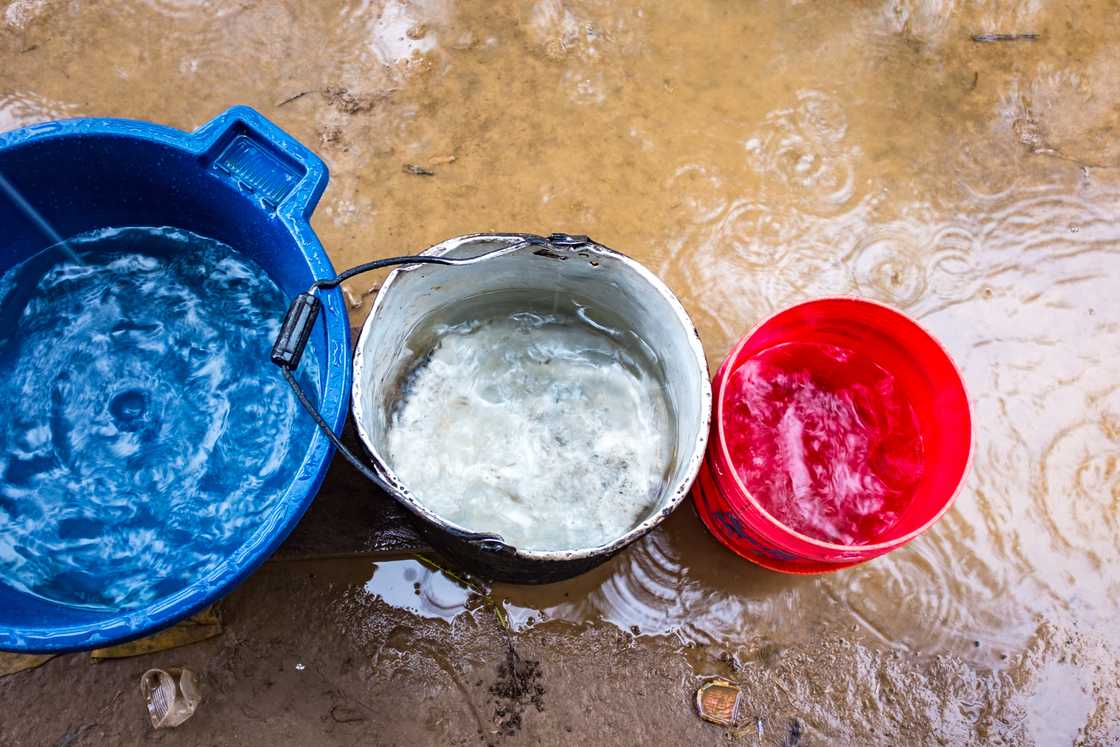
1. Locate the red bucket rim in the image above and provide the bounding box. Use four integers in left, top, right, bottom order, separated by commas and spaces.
712, 295, 975, 554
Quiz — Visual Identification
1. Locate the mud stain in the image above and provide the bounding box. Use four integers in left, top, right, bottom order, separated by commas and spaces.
489, 643, 545, 738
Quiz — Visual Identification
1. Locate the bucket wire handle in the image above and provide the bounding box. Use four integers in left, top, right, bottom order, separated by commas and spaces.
271, 234, 590, 544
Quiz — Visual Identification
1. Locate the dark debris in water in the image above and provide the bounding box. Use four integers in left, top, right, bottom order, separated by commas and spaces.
783, 718, 803, 747
971, 33, 1039, 43
718, 651, 742, 672
276, 90, 314, 107
488, 644, 545, 737
328, 705, 366, 724
323, 85, 392, 115
402, 163, 436, 177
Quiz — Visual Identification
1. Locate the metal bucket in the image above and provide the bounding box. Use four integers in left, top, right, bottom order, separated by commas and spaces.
351, 233, 711, 583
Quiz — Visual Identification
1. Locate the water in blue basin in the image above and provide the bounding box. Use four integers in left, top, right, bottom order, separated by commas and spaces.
0, 226, 318, 610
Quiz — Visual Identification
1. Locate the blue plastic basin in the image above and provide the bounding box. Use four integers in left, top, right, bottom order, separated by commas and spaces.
0, 106, 350, 652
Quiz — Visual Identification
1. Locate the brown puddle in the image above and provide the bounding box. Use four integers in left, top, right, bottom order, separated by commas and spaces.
3, 0, 1120, 742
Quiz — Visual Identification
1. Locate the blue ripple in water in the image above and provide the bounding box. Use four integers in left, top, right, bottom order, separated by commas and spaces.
0, 226, 319, 610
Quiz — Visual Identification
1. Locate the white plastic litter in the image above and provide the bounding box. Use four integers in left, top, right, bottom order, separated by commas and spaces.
140, 667, 201, 729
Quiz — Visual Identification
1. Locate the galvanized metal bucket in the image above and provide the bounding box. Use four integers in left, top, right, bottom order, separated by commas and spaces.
350, 233, 711, 583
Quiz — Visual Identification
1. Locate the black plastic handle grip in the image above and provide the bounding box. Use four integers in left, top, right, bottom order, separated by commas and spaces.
271, 292, 320, 370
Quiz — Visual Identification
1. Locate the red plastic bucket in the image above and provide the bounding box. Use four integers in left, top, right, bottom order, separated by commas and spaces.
692, 297, 972, 573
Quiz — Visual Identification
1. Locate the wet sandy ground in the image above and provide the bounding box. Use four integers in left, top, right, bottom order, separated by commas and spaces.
3, 0, 1120, 744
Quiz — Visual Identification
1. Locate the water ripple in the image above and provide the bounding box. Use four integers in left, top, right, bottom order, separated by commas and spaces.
3, 0, 53, 30
131, 0, 245, 20
666, 164, 728, 224
847, 224, 930, 308
744, 89, 861, 216
763, 241, 854, 309
521, 0, 646, 61
0, 91, 80, 132
1038, 387, 1120, 564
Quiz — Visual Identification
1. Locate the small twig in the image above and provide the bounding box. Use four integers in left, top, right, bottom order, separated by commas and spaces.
971, 33, 1039, 43
20, 44, 38, 54
415, 553, 484, 593
414, 553, 509, 629
402, 163, 435, 177
328, 704, 367, 724
277, 90, 315, 107
341, 284, 363, 310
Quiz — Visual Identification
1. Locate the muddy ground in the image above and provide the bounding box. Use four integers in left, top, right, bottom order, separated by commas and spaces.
7, 462, 1114, 746
3, 0, 1120, 744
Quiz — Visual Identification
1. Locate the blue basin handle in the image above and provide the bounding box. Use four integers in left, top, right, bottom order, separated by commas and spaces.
191, 105, 328, 223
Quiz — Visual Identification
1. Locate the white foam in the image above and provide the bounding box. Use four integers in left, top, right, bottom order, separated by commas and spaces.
385, 311, 672, 551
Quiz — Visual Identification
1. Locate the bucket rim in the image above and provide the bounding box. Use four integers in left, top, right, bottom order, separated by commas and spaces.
711, 295, 975, 555
351, 232, 713, 564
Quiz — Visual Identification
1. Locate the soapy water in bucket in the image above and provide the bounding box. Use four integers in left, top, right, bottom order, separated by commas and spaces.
0, 227, 318, 610
386, 308, 674, 551
722, 342, 924, 545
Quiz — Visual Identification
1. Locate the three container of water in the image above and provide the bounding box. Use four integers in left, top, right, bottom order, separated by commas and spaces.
0, 107, 971, 653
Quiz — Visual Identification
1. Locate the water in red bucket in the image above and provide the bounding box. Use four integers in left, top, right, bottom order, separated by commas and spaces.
722, 341, 925, 546
693, 297, 972, 573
